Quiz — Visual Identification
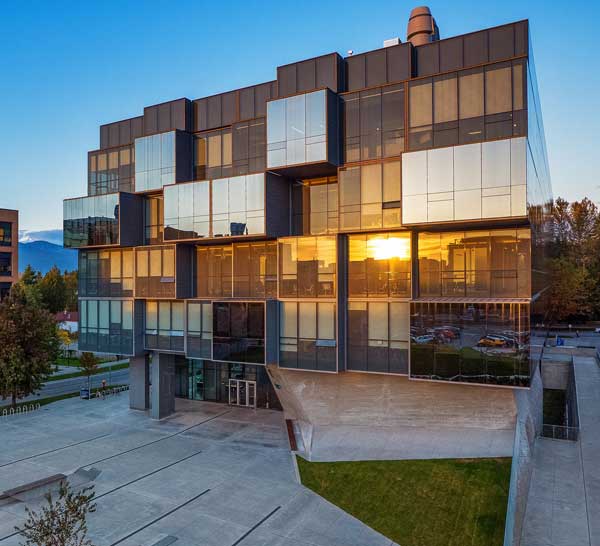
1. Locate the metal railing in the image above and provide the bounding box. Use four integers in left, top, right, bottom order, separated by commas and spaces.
542, 424, 579, 441
1, 403, 41, 419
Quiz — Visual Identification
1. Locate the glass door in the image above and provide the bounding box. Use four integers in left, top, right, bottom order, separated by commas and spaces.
228, 379, 257, 408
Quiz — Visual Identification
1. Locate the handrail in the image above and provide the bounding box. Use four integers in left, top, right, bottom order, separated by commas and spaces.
541, 424, 579, 441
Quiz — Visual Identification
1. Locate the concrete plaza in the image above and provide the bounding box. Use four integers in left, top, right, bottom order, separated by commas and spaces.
0, 395, 397, 546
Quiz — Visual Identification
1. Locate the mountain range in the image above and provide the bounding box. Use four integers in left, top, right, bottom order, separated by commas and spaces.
18, 230, 77, 274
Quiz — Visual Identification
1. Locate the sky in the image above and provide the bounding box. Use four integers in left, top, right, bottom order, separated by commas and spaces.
1, 0, 599, 231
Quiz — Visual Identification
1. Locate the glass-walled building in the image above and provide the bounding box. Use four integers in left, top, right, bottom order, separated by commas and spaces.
0, 209, 18, 299
63, 8, 551, 420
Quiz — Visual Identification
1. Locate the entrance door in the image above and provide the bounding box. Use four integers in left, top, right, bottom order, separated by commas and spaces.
228, 379, 257, 408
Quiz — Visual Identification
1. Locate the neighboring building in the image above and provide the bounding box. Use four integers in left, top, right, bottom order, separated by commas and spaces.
0, 208, 18, 299
55, 311, 79, 333
64, 4, 552, 442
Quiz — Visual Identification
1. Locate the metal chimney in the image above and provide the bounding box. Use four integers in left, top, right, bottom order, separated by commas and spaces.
407, 6, 440, 46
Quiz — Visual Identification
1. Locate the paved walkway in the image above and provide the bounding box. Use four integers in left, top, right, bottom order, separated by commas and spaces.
0, 396, 396, 546
521, 356, 600, 546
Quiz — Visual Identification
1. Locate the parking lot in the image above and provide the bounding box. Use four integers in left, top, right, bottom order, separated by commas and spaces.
0, 395, 396, 546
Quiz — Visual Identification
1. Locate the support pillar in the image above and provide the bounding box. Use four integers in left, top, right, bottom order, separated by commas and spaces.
150, 352, 176, 420
129, 354, 150, 410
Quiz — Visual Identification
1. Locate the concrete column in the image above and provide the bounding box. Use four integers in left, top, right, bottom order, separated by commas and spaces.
129, 354, 150, 410
150, 352, 176, 420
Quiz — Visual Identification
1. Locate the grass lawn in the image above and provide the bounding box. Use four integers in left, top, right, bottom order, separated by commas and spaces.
47, 361, 129, 382
297, 456, 511, 546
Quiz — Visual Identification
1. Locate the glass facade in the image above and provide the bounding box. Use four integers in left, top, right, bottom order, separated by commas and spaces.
342, 84, 404, 163
194, 128, 232, 180
402, 137, 527, 224
164, 180, 210, 241
186, 301, 213, 359
232, 118, 266, 175
408, 59, 526, 151
88, 145, 134, 195
348, 301, 409, 374
135, 132, 175, 192
64, 194, 119, 248
0, 222, 12, 246
212, 174, 265, 237
279, 301, 336, 371
418, 229, 531, 298
79, 299, 133, 354
267, 90, 328, 168
291, 176, 339, 236
410, 301, 531, 387
144, 195, 164, 245
135, 246, 176, 298
213, 302, 265, 364
0, 253, 12, 276
348, 232, 411, 297
145, 300, 185, 352
197, 246, 232, 298
79, 249, 134, 297
279, 236, 336, 298
339, 161, 402, 231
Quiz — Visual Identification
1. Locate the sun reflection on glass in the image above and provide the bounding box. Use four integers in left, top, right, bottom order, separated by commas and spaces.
367, 237, 411, 260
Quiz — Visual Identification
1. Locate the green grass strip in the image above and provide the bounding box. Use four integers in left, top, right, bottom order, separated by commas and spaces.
47, 361, 129, 382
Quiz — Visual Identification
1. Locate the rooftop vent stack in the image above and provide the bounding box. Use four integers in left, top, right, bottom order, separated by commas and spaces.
383, 37, 401, 48
406, 6, 440, 46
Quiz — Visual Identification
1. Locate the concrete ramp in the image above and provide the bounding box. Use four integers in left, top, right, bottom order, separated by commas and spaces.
269, 366, 517, 460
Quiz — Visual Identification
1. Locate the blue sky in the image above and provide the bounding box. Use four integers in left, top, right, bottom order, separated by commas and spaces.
1, 0, 598, 231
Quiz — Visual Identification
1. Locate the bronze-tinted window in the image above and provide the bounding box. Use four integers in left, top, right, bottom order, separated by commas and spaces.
196, 246, 232, 298
232, 241, 277, 298
194, 129, 232, 180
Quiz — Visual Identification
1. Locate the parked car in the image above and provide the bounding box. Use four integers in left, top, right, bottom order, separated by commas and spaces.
415, 335, 436, 344
477, 335, 508, 347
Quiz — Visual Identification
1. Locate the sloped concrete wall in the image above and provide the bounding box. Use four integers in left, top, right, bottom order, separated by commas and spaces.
268, 366, 518, 459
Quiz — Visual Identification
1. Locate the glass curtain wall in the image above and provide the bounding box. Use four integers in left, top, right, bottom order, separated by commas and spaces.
144, 195, 164, 244
342, 84, 404, 163
408, 59, 526, 150
267, 90, 327, 167
348, 302, 410, 374
339, 161, 402, 230
79, 249, 134, 297
80, 299, 133, 354
418, 229, 531, 298
348, 232, 411, 297
135, 132, 176, 192
279, 236, 336, 298
410, 301, 531, 387
135, 246, 176, 298
64, 194, 119, 248
197, 246, 232, 298
164, 180, 210, 240
89, 145, 134, 195
232, 118, 266, 176
145, 300, 185, 352
186, 301, 213, 359
291, 176, 338, 236
279, 301, 336, 371
194, 128, 232, 180
213, 302, 265, 364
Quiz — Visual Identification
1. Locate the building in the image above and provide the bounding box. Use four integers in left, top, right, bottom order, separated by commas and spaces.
64, 5, 551, 445
0, 208, 18, 299
55, 311, 79, 333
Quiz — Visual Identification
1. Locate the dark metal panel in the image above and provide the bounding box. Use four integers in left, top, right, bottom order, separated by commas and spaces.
108, 123, 120, 148
221, 91, 237, 126
297, 59, 316, 92
119, 120, 131, 146
118, 193, 144, 247
175, 244, 194, 299
439, 36, 463, 72
386, 43, 412, 82
336, 233, 347, 372
346, 55, 366, 91
265, 300, 279, 365
133, 300, 145, 357
277, 64, 297, 97
207, 95, 222, 129
416, 42, 439, 76
366, 49, 387, 88
255, 82, 274, 117
170, 98, 190, 131
239, 87, 255, 120
316, 54, 339, 92
514, 20, 528, 56
158, 103, 171, 133
463, 30, 488, 67
144, 105, 158, 135
265, 172, 291, 238
194, 98, 208, 132
131, 116, 144, 140
489, 24, 515, 61
174, 131, 193, 183
327, 89, 340, 166
100, 125, 109, 149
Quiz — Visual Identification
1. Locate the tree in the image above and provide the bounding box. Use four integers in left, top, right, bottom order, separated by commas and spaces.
38, 266, 67, 314
15, 482, 96, 546
546, 257, 593, 322
57, 329, 73, 370
64, 270, 78, 312
79, 352, 99, 398
20, 264, 42, 286
0, 285, 60, 408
